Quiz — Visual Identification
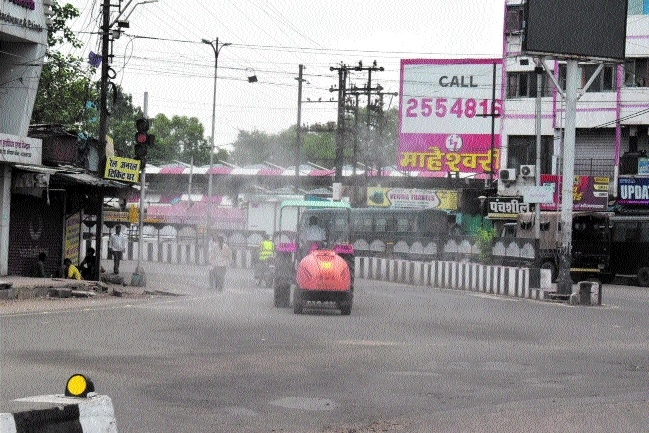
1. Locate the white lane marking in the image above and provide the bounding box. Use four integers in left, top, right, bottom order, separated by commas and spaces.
336, 339, 401, 346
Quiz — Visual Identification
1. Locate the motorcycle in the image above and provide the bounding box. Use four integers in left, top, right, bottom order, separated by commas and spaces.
254, 257, 274, 287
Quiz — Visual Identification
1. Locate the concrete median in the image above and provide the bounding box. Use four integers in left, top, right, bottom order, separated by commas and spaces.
0, 394, 117, 433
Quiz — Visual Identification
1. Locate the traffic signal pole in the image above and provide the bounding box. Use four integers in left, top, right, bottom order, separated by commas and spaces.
131, 93, 149, 287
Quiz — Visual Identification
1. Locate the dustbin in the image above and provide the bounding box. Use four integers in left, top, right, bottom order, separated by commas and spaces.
578, 281, 602, 305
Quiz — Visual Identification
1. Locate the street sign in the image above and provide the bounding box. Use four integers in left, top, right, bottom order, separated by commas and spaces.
523, 185, 554, 204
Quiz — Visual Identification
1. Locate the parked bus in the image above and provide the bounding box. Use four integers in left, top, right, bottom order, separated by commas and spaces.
350, 207, 452, 258
608, 214, 649, 286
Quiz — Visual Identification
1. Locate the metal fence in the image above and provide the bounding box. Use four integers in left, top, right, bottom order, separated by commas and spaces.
574, 158, 615, 178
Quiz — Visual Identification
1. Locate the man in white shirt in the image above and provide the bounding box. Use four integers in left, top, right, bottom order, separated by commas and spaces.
109, 225, 126, 274
208, 234, 232, 291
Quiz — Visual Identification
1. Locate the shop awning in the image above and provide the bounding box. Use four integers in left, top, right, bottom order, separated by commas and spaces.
12, 164, 61, 175
56, 172, 127, 188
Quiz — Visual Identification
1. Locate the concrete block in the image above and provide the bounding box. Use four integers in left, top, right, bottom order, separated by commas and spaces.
101, 274, 124, 285
540, 268, 553, 289
2, 394, 118, 433
49, 288, 72, 298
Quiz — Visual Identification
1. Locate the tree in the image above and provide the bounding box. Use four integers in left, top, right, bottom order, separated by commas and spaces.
302, 127, 335, 167
229, 125, 338, 168
374, 107, 398, 170
108, 89, 141, 157
31, 2, 97, 128
229, 130, 277, 166
147, 114, 207, 165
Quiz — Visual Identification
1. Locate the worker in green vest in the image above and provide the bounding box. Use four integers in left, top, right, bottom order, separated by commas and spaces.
259, 234, 274, 262
255, 234, 274, 286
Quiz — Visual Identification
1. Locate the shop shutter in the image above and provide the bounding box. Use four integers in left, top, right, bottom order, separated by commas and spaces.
574, 129, 617, 177
8, 194, 64, 277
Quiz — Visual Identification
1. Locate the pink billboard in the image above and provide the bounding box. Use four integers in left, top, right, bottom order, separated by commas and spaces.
398, 59, 503, 178
540, 174, 609, 211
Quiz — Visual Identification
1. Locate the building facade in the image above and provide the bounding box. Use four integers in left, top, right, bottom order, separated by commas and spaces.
0, 2, 127, 277
0, 0, 50, 275
500, 0, 649, 209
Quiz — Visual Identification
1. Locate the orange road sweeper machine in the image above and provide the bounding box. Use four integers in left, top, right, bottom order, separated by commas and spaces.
272, 200, 354, 315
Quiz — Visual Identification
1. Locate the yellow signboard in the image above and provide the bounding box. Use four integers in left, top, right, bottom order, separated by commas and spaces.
104, 156, 140, 183
367, 187, 458, 210
128, 204, 140, 224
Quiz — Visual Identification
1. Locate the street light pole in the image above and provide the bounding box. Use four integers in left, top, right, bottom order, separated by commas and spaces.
202, 37, 231, 200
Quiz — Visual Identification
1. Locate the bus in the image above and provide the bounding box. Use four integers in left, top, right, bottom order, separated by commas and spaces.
350, 207, 452, 258
608, 214, 649, 286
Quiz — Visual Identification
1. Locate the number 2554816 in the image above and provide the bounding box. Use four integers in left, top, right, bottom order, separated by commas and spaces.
405, 98, 502, 119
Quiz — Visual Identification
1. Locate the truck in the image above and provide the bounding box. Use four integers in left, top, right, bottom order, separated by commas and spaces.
506, 211, 611, 282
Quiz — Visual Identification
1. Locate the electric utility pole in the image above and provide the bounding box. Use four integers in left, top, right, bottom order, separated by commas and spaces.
375, 90, 398, 179
295, 64, 305, 193
93, 0, 111, 281
329, 61, 386, 186
329, 63, 348, 182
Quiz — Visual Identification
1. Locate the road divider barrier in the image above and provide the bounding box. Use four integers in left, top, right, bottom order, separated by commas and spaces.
354, 257, 552, 300
95, 237, 551, 299
0, 394, 118, 433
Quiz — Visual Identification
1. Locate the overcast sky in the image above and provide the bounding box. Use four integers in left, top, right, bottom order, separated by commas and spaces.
65, 1, 505, 151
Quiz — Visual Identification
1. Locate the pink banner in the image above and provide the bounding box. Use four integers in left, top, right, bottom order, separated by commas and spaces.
540, 175, 609, 211
398, 133, 500, 174
398, 58, 503, 176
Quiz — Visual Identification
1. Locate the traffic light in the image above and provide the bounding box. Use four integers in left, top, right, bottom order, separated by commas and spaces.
134, 117, 150, 162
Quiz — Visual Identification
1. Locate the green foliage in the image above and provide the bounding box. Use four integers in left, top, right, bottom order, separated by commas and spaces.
302, 130, 335, 166
31, 2, 96, 128
107, 89, 141, 157
32, 53, 96, 127
147, 114, 207, 165
229, 130, 277, 166
474, 227, 496, 264
48, 1, 83, 48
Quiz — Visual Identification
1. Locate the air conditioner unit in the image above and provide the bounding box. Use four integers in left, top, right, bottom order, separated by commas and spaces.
499, 168, 516, 181
520, 165, 535, 178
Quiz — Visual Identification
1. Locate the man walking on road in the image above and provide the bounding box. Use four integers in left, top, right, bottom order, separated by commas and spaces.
110, 225, 126, 274
209, 234, 232, 291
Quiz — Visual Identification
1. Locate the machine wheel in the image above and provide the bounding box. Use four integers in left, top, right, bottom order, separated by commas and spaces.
274, 283, 290, 308
570, 271, 582, 284
600, 272, 615, 284
293, 290, 303, 314
339, 292, 353, 316
637, 267, 649, 287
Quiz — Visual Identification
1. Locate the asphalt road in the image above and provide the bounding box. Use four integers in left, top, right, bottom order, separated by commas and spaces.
1, 260, 647, 432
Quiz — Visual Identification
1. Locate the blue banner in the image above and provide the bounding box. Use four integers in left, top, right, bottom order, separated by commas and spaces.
618, 176, 649, 204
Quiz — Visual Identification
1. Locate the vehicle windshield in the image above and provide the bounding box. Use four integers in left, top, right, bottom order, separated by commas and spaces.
299, 209, 351, 247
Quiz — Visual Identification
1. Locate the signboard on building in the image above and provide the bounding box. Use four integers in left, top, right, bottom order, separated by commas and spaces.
522, 185, 554, 204
638, 157, 649, 175
65, 211, 81, 265
523, 0, 627, 62
0, 0, 47, 41
487, 196, 531, 219
540, 174, 609, 211
398, 59, 502, 178
367, 187, 458, 210
0, 133, 42, 165
104, 156, 141, 183
618, 176, 649, 205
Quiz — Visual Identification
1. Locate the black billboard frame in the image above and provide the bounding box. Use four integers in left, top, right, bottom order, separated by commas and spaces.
522, 0, 628, 62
